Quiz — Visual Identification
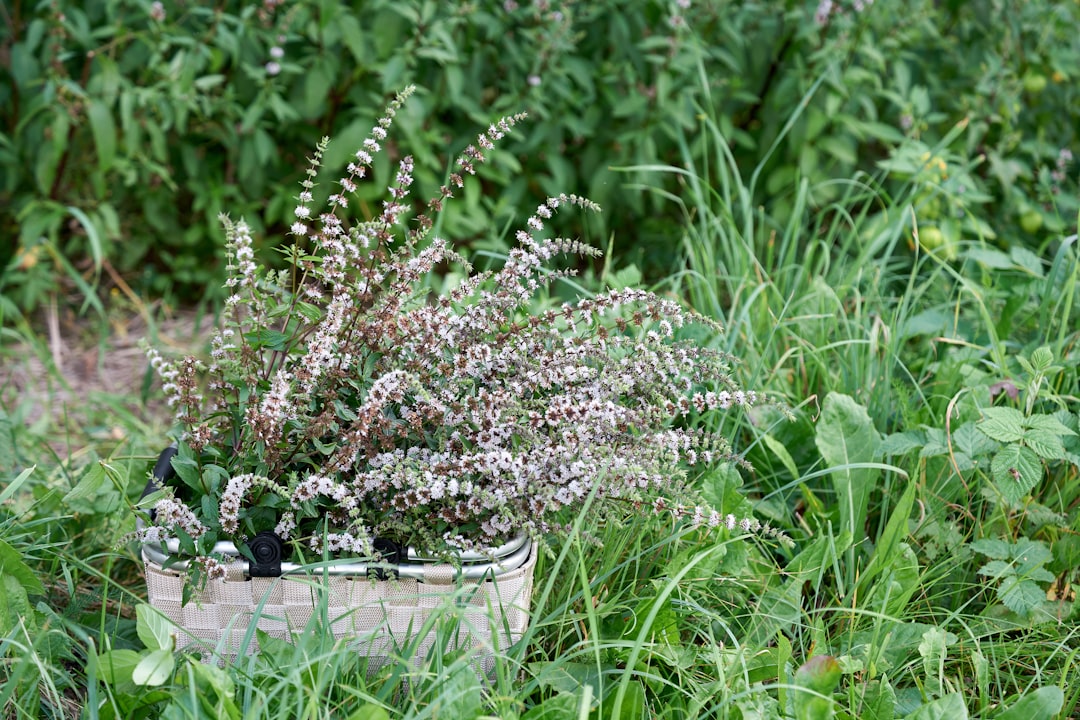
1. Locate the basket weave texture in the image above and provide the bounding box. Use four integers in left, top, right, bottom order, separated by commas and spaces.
142, 542, 537, 669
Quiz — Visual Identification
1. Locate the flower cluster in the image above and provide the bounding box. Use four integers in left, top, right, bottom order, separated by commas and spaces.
139, 86, 780, 578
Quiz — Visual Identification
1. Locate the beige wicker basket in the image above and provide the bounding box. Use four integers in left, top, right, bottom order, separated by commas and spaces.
142, 538, 537, 673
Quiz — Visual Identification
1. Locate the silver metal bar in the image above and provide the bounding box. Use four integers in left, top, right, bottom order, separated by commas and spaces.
137, 524, 532, 580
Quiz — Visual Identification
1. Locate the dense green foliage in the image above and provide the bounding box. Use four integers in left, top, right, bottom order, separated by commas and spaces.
1, 0, 1079, 718
3, 0, 1077, 310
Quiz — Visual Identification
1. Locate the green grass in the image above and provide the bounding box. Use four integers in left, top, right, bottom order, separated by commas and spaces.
2, 88, 1079, 720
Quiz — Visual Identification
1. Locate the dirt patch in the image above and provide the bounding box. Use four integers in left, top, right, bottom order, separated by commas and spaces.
0, 302, 212, 444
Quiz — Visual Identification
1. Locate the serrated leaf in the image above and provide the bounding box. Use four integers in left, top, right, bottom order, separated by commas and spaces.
1028, 346, 1055, 373
136, 604, 176, 651
971, 538, 1011, 559
919, 428, 949, 458
132, 648, 174, 686
1022, 414, 1076, 436
976, 560, 1012, 579
995, 686, 1065, 720
1023, 432, 1065, 460
998, 576, 1045, 616
881, 431, 925, 456
990, 445, 1041, 504
1012, 539, 1053, 571
952, 422, 999, 457
978, 407, 1025, 443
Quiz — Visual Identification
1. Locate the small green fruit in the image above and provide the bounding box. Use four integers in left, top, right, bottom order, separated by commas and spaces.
1019, 209, 1043, 233
1023, 72, 1048, 94
919, 226, 944, 250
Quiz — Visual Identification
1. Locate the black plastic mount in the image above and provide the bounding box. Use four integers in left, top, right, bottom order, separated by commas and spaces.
246, 531, 284, 577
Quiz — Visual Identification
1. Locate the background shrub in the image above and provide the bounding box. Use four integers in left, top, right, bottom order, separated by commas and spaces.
1, 0, 1077, 315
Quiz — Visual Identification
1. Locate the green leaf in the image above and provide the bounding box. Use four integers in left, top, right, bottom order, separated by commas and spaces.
903, 694, 968, 720
815, 393, 881, 544
917, 627, 956, 697
1023, 431, 1065, 460
136, 604, 176, 651
860, 679, 896, 720
976, 560, 1013, 580
345, 705, 391, 720
520, 693, 581, 720
0, 411, 15, 475
87, 99, 117, 173
951, 422, 999, 458
132, 648, 174, 687
0, 466, 34, 506
0, 539, 45, 595
1022, 414, 1076, 436
63, 461, 122, 515
1028, 346, 1055, 373
978, 407, 1025, 443
970, 538, 1010, 559
858, 480, 916, 598
990, 445, 1041, 503
0, 574, 35, 636
96, 649, 142, 686
994, 686, 1064, 720
998, 576, 1045, 616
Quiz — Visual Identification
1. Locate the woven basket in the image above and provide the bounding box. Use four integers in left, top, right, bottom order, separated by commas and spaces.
142, 540, 536, 673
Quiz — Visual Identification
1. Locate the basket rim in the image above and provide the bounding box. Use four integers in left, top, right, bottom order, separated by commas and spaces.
140, 533, 533, 581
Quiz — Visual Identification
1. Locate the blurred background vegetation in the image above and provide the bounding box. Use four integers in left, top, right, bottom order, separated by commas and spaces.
2, 0, 1076, 315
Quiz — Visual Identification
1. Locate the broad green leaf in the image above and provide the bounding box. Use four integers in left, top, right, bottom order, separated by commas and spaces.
978, 408, 1025, 443
519, 693, 579, 720
994, 686, 1064, 720
918, 627, 956, 697
990, 445, 1041, 504
0, 574, 35, 636
860, 678, 896, 720
96, 649, 142, 686
1012, 539, 1053, 573
136, 604, 176, 651
87, 99, 117, 173
1028, 346, 1055, 373
747, 577, 804, 648
0, 539, 45, 595
132, 648, 174, 686
858, 480, 916, 599
880, 431, 924, 456
815, 393, 881, 543
346, 706, 391, 720
903, 693, 967, 720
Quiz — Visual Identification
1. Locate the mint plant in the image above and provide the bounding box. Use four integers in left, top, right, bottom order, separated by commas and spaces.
971, 538, 1056, 618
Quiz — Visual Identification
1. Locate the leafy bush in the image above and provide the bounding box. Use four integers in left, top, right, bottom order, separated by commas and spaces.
5, 0, 1076, 318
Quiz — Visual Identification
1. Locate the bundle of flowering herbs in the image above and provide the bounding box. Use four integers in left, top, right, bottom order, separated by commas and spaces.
138, 86, 780, 587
